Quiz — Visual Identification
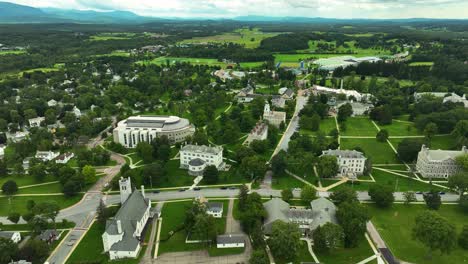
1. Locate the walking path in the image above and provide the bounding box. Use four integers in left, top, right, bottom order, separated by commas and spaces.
366, 221, 398, 264
300, 238, 320, 263
18, 181, 60, 189
153, 217, 163, 259
141, 217, 159, 263
225, 198, 242, 233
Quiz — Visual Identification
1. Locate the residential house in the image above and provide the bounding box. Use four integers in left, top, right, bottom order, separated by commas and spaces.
321, 149, 367, 178
279, 88, 295, 100
102, 177, 151, 260
245, 121, 268, 145
35, 151, 60, 162
0, 231, 21, 243
10, 131, 29, 142
263, 103, 286, 127
216, 234, 245, 248
72, 106, 82, 118
55, 152, 75, 164
443, 93, 468, 108
28, 117, 45, 128
262, 198, 337, 236
38, 229, 61, 244
180, 144, 224, 176
205, 202, 224, 218
47, 99, 58, 107
416, 145, 467, 179
271, 95, 286, 108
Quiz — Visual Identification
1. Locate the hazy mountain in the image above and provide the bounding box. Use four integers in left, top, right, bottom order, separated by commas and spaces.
40, 8, 151, 23
0, 1, 57, 22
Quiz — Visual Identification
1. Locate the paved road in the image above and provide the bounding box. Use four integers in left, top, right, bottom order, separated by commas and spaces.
271, 91, 308, 157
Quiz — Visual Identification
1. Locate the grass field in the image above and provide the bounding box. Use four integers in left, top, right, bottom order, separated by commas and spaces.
368, 204, 468, 264
341, 117, 378, 137
389, 134, 456, 152
0, 174, 56, 188
17, 182, 63, 194
297, 40, 392, 57
340, 138, 401, 164
0, 195, 82, 216
94, 50, 131, 57
301, 117, 337, 136
409, 61, 434, 67
316, 236, 374, 264
89, 33, 136, 41
179, 28, 279, 49
379, 121, 422, 136
271, 174, 308, 190
0, 50, 26, 56
137, 57, 226, 67
158, 200, 229, 255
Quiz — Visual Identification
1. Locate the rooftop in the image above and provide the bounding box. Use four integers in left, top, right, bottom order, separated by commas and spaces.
181, 144, 223, 155
217, 234, 245, 244
322, 149, 365, 159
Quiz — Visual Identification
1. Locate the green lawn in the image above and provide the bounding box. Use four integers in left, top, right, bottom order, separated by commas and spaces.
0, 195, 82, 216
368, 204, 468, 264
340, 138, 401, 164
179, 28, 279, 49
409, 61, 434, 67
67, 221, 145, 264
0, 50, 26, 56
389, 134, 457, 152
379, 122, 422, 136
301, 117, 337, 136
0, 174, 56, 188
17, 182, 63, 194
316, 236, 375, 264
271, 174, 308, 190
297, 40, 392, 57
158, 200, 228, 255
239, 61, 265, 68
341, 117, 378, 137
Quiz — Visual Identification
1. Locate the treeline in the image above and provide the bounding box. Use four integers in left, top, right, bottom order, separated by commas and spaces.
168, 43, 273, 62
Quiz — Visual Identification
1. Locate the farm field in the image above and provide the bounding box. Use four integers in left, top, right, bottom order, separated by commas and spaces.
298, 40, 392, 56
179, 28, 280, 48
368, 204, 468, 264
137, 56, 225, 67
89, 32, 137, 41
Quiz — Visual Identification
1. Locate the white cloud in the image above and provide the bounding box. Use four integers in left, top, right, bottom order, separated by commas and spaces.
7, 0, 468, 18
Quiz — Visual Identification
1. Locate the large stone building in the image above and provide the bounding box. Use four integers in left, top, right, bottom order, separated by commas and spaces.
180, 144, 224, 176
321, 149, 367, 178
102, 178, 151, 260
416, 145, 467, 179
262, 198, 337, 236
113, 115, 195, 148
263, 103, 286, 127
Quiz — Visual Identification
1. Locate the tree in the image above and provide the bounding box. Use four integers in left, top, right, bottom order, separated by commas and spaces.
336, 202, 371, 248
413, 211, 456, 258
317, 155, 339, 178
82, 165, 96, 185
368, 184, 394, 208
459, 225, 468, 249
18, 239, 50, 263
281, 189, 293, 203
135, 142, 154, 163
424, 122, 438, 141
459, 195, 468, 214
7, 212, 20, 224
300, 185, 316, 204
337, 103, 353, 122
271, 150, 287, 175
456, 154, 468, 171
240, 156, 267, 180
452, 120, 468, 148
249, 249, 269, 264
96, 199, 109, 225
268, 221, 301, 262
203, 165, 219, 184
191, 213, 217, 244
238, 184, 249, 211
1, 180, 18, 195
448, 172, 468, 199
376, 129, 389, 142
424, 190, 442, 210
63, 179, 81, 197
313, 222, 345, 253
397, 139, 424, 162
29, 164, 47, 182
310, 114, 321, 131
0, 160, 7, 176
403, 191, 417, 205
0, 237, 18, 264
330, 186, 358, 205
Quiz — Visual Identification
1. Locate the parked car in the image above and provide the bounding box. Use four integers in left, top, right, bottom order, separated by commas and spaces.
153, 190, 160, 194
193, 187, 201, 191
220, 186, 228, 190
179, 188, 186, 192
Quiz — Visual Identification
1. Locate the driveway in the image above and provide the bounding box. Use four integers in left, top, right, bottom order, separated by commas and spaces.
225, 199, 242, 234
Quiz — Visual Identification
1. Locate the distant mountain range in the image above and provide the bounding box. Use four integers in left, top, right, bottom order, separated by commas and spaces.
0, 1, 466, 24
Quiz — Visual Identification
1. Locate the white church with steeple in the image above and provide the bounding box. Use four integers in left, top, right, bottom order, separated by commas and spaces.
263, 102, 286, 127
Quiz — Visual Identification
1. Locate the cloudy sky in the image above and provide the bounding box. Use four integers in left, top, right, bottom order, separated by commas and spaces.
8, 0, 468, 19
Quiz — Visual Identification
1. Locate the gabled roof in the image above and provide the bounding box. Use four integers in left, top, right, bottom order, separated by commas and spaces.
217, 234, 245, 244
309, 197, 338, 230
263, 198, 290, 228
205, 202, 223, 213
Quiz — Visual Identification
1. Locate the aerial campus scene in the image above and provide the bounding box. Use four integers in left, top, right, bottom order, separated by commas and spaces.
0, 0, 467, 264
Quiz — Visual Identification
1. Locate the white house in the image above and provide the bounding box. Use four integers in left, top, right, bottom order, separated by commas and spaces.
102, 177, 151, 260
47, 99, 58, 107
216, 234, 245, 248
113, 115, 195, 148
443, 93, 468, 108
416, 145, 467, 179
0, 145, 5, 159
180, 144, 224, 176
72, 106, 82, 118
28, 117, 45, 128
321, 149, 367, 178
55, 152, 75, 164
263, 103, 286, 128
0, 231, 21, 243
35, 151, 60, 162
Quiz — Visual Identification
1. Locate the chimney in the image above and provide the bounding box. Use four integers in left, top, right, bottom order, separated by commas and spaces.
117, 220, 122, 233
141, 185, 145, 198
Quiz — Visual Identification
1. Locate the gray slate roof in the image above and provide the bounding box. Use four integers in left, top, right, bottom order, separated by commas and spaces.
181, 144, 223, 155
217, 234, 245, 244
205, 202, 223, 213
105, 190, 150, 252
0, 231, 15, 239
262, 198, 290, 233
322, 149, 365, 159
309, 197, 338, 230
189, 158, 206, 166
